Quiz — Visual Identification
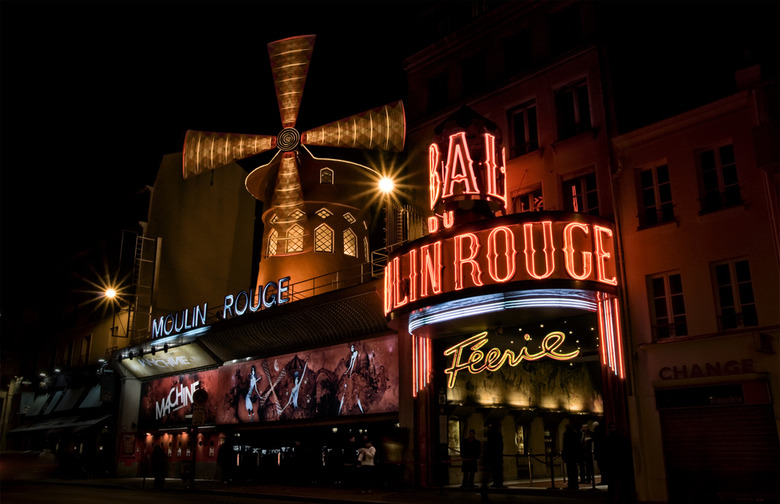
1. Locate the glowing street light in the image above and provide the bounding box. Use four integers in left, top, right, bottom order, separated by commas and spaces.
378, 176, 395, 195
104, 288, 117, 300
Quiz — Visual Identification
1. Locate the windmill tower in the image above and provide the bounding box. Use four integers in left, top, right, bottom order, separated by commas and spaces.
182, 35, 405, 300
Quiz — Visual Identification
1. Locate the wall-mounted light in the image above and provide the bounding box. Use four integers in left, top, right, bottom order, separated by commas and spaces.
151, 346, 156, 356
128, 351, 134, 361
163, 344, 169, 353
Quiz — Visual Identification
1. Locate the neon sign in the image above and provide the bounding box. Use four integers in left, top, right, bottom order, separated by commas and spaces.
443, 331, 580, 388
384, 217, 617, 315
429, 131, 507, 212
150, 277, 292, 340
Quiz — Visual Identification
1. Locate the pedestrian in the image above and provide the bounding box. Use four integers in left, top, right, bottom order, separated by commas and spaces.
579, 423, 594, 484
357, 436, 377, 494
562, 424, 580, 490
485, 423, 505, 488
460, 428, 480, 488
217, 438, 234, 484
605, 423, 633, 503
151, 443, 167, 490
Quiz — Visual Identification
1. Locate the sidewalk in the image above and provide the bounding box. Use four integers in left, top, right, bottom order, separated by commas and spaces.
43, 476, 608, 504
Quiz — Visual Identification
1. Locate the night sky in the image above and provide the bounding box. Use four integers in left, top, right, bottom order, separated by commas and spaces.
1, 1, 777, 332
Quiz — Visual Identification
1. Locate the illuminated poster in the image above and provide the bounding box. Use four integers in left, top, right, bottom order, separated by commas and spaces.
139, 369, 220, 428
217, 334, 399, 423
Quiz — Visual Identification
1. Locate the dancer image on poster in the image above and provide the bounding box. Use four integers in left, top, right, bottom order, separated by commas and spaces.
339, 343, 369, 415
281, 359, 308, 413
245, 365, 262, 421
345, 344, 358, 377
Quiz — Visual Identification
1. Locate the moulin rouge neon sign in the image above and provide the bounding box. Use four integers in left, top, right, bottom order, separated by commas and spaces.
384, 219, 617, 314
443, 331, 580, 388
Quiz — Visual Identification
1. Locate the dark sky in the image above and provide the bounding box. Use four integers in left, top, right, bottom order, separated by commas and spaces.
0, 1, 424, 321
1, 1, 777, 327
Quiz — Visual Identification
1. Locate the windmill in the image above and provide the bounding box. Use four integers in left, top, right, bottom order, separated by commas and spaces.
182, 34, 405, 297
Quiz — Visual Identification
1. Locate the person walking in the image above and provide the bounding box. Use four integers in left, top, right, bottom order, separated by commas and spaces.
357, 437, 377, 494
461, 429, 480, 488
485, 423, 505, 488
562, 424, 581, 490
151, 443, 167, 490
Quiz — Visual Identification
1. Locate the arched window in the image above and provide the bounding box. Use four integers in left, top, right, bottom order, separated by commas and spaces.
267, 228, 278, 256
320, 167, 334, 184
343, 228, 357, 257
363, 236, 369, 262
287, 224, 304, 253
315, 224, 333, 253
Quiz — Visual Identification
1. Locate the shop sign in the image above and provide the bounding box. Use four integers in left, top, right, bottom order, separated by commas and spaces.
384, 216, 617, 315
122, 344, 217, 379
658, 359, 755, 380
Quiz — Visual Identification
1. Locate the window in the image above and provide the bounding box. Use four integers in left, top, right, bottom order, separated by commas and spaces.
343, 212, 356, 224
363, 236, 369, 262
698, 143, 741, 213
713, 259, 757, 330
267, 228, 278, 256
648, 273, 688, 340
287, 224, 304, 253
343, 228, 357, 257
639, 164, 674, 227
562, 172, 598, 215
291, 209, 305, 221
428, 72, 448, 113
503, 30, 532, 77
314, 224, 333, 253
508, 100, 539, 157
555, 80, 591, 140
270, 214, 279, 225
320, 167, 334, 184
315, 207, 333, 219
461, 51, 487, 97
512, 187, 543, 213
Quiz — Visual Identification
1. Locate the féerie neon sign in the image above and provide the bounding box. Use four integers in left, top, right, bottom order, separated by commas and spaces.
443, 331, 579, 388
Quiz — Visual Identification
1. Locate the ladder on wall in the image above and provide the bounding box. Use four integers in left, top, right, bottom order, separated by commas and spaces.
127, 234, 158, 344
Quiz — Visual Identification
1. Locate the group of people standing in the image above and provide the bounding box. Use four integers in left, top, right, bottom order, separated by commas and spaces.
562, 422, 598, 489
459, 423, 505, 489
461, 421, 632, 502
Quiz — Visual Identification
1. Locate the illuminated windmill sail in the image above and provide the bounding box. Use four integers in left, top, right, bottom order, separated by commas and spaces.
182, 34, 405, 300
183, 35, 405, 230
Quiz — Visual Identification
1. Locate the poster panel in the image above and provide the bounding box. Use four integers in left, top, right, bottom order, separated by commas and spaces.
139, 368, 220, 428
217, 334, 399, 424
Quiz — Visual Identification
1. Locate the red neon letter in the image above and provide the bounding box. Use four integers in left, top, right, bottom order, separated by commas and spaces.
563, 222, 593, 280
484, 133, 507, 211
594, 225, 617, 285
523, 221, 556, 279
428, 143, 441, 210
442, 132, 480, 198
487, 226, 517, 282
454, 232, 483, 290
391, 256, 408, 308
420, 242, 443, 297
383, 261, 394, 314
408, 248, 418, 302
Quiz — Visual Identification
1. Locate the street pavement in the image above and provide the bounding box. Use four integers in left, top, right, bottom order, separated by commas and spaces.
40, 476, 610, 504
